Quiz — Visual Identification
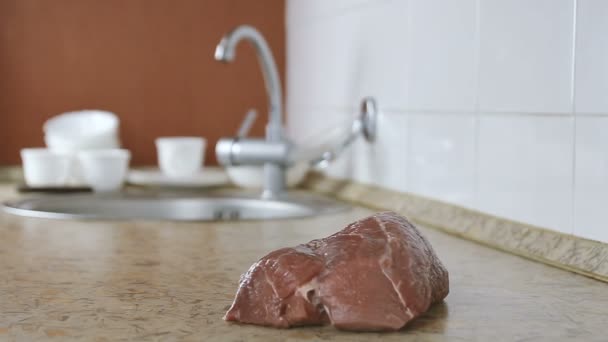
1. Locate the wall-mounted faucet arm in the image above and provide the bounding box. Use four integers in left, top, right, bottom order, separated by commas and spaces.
214, 25, 286, 198
214, 25, 283, 142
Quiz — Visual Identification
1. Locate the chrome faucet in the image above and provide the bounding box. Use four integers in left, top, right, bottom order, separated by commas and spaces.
214, 25, 289, 198
214, 25, 378, 199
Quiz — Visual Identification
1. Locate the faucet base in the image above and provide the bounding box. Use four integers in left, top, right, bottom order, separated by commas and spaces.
261, 163, 286, 199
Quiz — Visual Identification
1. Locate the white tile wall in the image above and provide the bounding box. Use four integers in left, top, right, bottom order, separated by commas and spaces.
353, 1, 409, 110
477, 116, 574, 234
286, 0, 377, 28
574, 0, 608, 114
407, 0, 478, 112
478, 0, 575, 114
408, 114, 476, 206
574, 117, 608, 242
287, 8, 362, 109
287, 0, 409, 111
287, 0, 608, 243
353, 112, 409, 192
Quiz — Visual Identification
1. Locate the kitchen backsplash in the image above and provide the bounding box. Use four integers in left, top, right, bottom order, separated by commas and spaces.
0, 0, 285, 166
286, 0, 608, 243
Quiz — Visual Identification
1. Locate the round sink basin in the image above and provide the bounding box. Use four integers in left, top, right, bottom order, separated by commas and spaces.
2, 192, 348, 221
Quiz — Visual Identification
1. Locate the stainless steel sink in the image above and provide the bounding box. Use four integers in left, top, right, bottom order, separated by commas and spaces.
2, 191, 348, 221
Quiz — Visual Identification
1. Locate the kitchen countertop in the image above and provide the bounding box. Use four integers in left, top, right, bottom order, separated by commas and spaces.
0, 185, 607, 341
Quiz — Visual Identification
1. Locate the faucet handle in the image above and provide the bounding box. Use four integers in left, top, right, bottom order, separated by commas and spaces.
237, 109, 258, 138
309, 97, 378, 169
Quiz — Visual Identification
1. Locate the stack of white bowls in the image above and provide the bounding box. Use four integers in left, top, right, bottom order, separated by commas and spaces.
44, 110, 120, 152
21, 110, 130, 192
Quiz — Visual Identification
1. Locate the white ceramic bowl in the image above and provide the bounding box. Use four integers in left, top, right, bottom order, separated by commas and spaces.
155, 137, 206, 178
78, 149, 131, 192
44, 110, 119, 153
20, 148, 72, 187
44, 133, 119, 153
226, 162, 309, 189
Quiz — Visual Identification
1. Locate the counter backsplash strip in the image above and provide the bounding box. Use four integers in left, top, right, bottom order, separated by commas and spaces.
302, 173, 608, 283
286, 0, 608, 243
0, 0, 286, 166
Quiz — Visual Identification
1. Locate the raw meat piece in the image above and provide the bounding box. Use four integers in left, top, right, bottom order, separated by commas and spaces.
224, 211, 449, 331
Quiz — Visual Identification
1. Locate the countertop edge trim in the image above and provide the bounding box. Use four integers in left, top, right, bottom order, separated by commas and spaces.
301, 173, 608, 284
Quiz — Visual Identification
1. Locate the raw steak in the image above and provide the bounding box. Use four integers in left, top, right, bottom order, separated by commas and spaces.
224, 211, 449, 331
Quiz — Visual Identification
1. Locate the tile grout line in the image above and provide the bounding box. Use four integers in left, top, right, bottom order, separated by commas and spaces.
473, 0, 482, 210
404, 0, 412, 193
286, 0, 394, 33
289, 104, 608, 118
570, 0, 579, 236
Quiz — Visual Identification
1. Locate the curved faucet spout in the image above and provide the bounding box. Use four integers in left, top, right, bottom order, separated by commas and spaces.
214, 25, 283, 142
215, 25, 286, 198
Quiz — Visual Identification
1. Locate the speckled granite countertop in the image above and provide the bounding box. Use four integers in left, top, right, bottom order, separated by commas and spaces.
0, 184, 607, 341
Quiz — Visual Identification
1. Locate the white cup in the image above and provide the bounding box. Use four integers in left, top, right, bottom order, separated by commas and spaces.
21, 148, 72, 187
78, 149, 131, 192
155, 137, 206, 178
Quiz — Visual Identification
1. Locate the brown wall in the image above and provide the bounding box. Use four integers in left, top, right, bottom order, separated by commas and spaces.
0, 0, 285, 165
